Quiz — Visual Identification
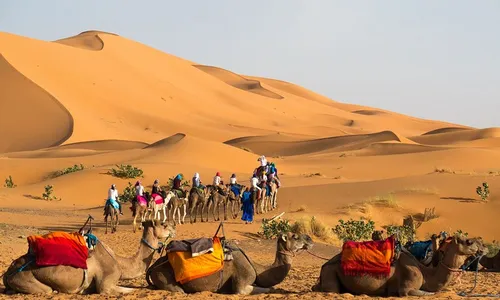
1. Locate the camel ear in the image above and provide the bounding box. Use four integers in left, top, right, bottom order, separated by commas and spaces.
280, 234, 287, 242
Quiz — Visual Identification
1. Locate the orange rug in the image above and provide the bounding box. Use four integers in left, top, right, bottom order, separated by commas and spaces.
167, 236, 224, 284
27, 231, 88, 269
341, 235, 395, 277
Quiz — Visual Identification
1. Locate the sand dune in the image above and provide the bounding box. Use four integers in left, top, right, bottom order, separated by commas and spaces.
410, 127, 500, 145
193, 65, 283, 99
0, 30, 499, 298
225, 130, 418, 157
53, 30, 116, 51
0, 54, 73, 153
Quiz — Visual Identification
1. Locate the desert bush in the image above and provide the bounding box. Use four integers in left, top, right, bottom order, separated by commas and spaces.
108, 164, 143, 179
386, 224, 415, 245
52, 164, 85, 178
486, 241, 500, 258
291, 216, 337, 244
422, 207, 438, 221
260, 218, 292, 239
167, 174, 191, 188
333, 218, 375, 242
476, 182, 490, 201
4, 175, 16, 188
120, 182, 136, 203
453, 229, 469, 237
42, 185, 60, 201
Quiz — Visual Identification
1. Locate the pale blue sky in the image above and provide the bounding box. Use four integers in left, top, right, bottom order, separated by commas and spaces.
1, 1, 498, 128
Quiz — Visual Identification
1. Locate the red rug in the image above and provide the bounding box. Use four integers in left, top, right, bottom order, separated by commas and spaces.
340, 236, 395, 277
27, 232, 88, 269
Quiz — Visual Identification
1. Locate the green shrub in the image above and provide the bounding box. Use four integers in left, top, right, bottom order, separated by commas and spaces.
167, 174, 191, 188
486, 241, 500, 258
333, 218, 375, 242
4, 175, 16, 188
52, 164, 85, 178
120, 182, 136, 203
42, 185, 60, 201
386, 224, 415, 245
260, 218, 292, 239
453, 229, 469, 238
476, 182, 490, 201
108, 164, 143, 179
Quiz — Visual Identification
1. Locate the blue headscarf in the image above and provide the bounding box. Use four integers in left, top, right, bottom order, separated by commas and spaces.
175, 174, 182, 180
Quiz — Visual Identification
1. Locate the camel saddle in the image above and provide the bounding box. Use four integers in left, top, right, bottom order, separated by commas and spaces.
27, 232, 89, 269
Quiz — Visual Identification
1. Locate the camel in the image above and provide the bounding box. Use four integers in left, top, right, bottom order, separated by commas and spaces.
188, 186, 209, 223
268, 180, 278, 210
312, 235, 486, 296
147, 231, 313, 295
478, 250, 500, 271
131, 191, 151, 233
168, 189, 190, 225
226, 184, 246, 219
3, 220, 176, 295
104, 202, 119, 234
149, 191, 175, 224
207, 185, 228, 221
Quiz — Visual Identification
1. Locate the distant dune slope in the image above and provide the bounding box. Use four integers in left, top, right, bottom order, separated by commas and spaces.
225, 130, 412, 157
193, 65, 283, 99
53, 30, 117, 51
0, 54, 73, 153
409, 128, 500, 145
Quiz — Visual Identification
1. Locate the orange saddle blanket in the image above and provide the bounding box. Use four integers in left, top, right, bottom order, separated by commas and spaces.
341, 235, 395, 277
27, 231, 88, 269
167, 237, 224, 284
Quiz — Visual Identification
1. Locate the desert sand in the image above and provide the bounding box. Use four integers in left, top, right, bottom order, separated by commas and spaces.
0, 30, 499, 298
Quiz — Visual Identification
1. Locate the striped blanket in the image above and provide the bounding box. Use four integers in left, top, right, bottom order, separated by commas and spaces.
27, 232, 88, 269
167, 237, 224, 284
341, 236, 395, 277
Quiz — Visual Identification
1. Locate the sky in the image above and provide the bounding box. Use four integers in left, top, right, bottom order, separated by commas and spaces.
1, 1, 498, 128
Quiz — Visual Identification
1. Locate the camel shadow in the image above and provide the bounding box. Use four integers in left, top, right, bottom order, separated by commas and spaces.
440, 196, 479, 203
234, 231, 262, 240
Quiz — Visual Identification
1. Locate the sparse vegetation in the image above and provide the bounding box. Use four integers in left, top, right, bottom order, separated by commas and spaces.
260, 218, 292, 239
365, 193, 399, 208
453, 229, 469, 237
421, 207, 439, 222
291, 216, 338, 244
120, 182, 136, 202
52, 164, 85, 178
485, 241, 500, 258
385, 224, 415, 245
476, 182, 490, 201
333, 218, 375, 242
42, 185, 60, 201
108, 164, 143, 179
295, 205, 306, 212
4, 175, 16, 188
167, 174, 191, 188
304, 172, 322, 177
395, 187, 439, 195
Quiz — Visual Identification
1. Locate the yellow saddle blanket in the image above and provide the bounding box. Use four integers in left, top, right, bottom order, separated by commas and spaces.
167, 237, 224, 284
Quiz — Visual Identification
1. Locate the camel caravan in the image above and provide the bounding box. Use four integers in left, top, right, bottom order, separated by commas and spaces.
3, 156, 499, 296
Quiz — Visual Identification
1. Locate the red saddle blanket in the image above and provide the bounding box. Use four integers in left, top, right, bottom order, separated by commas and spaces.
340, 235, 395, 277
27, 231, 88, 269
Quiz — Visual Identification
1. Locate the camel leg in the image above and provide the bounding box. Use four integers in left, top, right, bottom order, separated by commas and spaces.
177, 206, 181, 225
223, 200, 228, 221
4, 271, 54, 294
113, 286, 136, 294
181, 204, 186, 224
405, 289, 435, 296
312, 262, 341, 293
105, 215, 109, 234
162, 205, 167, 224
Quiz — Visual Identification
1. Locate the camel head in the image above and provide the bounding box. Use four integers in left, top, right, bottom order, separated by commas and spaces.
141, 219, 176, 240
452, 235, 487, 257
278, 232, 314, 253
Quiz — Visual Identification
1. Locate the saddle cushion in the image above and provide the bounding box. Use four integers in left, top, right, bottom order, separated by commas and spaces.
137, 195, 147, 206
167, 237, 224, 284
105, 198, 119, 210
230, 185, 241, 197
341, 235, 395, 277
407, 240, 433, 261
152, 193, 163, 205
172, 189, 184, 198
27, 232, 88, 269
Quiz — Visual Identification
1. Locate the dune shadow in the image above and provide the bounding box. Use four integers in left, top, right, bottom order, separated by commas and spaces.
440, 196, 478, 203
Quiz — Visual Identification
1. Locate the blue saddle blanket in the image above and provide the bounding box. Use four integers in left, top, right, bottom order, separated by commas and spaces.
106, 198, 119, 210
231, 185, 241, 196
407, 240, 433, 260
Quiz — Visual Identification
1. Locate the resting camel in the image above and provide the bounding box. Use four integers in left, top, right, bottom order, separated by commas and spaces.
3, 220, 176, 295
207, 185, 228, 222
312, 235, 486, 296
226, 184, 246, 219
104, 202, 119, 234
131, 191, 151, 233
147, 231, 313, 295
188, 186, 209, 223
478, 250, 500, 271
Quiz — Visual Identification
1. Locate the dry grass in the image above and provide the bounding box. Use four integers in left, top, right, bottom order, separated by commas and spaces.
291, 216, 340, 245
365, 193, 399, 208
393, 187, 439, 195
304, 172, 323, 177
295, 205, 307, 212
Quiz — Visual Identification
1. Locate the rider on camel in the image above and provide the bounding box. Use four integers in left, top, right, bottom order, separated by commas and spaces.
213, 172, 227, 196
104, 184, 123, 215
172, 174, 185, 198
229, 173, 242, 196
151, 179, 165, 202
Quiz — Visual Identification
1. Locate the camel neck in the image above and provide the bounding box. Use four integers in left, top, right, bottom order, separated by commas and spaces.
421, 244, 465, 292
116, 227, 158, 280
254, 241, 292, 288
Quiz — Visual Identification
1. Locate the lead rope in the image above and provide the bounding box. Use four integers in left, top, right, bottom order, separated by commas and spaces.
457, 254, 500, 298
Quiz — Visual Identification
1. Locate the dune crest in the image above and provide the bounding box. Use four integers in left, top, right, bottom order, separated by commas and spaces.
0, 54, 73, 153
53, 30, 116, 51
193, 65, 283, 99
145, 133, 186, 149
410, 127, 500, 145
